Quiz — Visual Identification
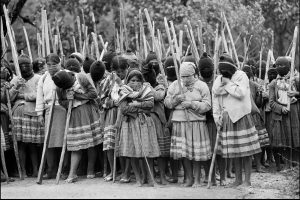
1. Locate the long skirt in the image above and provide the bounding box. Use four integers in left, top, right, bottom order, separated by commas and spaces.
265, 111, 272, 141
271, 102, 300, 148
171, 121, 212, 161
0, 112, 11, 151
251, 112, 269, 148
218, 112, 261, 158
117, 113, 160, 158
150, 113, 171, 157
103, 107, 118, 151
13, 104, 44, 144
45, 105, 66, 148
206, 114, 221, 155
67, 102, 103, 151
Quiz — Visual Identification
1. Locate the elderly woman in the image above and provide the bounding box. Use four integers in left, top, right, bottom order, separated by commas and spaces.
165, 62, 212, 187
116, 69, 160, 187
35, 53, 67, 179
9, 54, 43, 178
212, 54, 261, 187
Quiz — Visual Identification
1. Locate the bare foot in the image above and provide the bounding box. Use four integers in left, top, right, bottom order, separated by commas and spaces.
183, 179, 193, 187
228, 181, 242, 188
242, 181, 251, 187
220, 179, 227, 186
192, 182, 201, 188
160, 177, 168, 185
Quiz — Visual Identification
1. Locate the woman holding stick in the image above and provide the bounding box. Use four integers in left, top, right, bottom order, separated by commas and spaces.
53, 63, 105, 183
142, 62, 171, 185
212, 54, 261, 187
165, 62, 212, 187
116, 69, 160, 187
198, 52, 227, 186
9, 54, 44, 178
35, 54, 67, 179
269, 57, 300, 169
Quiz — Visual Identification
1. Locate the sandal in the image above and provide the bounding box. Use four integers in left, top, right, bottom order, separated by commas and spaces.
119, 177, 131, 183
104, 176, 113, 182
65, 176, 78, 183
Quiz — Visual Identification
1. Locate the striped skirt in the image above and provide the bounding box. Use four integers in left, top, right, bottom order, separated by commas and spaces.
13, 105, 44, 144
67, 102, 103, 151
0, 112, 11, 151
218, 112, 261, 158
252, 112, 269, 148
150, 113, 171, 157
103, 107, 118, 151
171, 121, 212, 161
117, 113, 160, 158
45, 105, 66, 148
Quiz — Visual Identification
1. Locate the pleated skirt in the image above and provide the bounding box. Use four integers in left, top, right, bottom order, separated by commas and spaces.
117, 114, 160, 158
13, 105, 44, 144
171, 121, 212, 161
0, 112, 11, 151
67, 102, 103, 151
218, 112, 261, 158
150, 113, 171, 157
103, 107, 118, 151
252, 112, 269, 148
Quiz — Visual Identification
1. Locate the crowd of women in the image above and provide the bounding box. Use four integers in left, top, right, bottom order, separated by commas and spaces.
1, 47, 299, 188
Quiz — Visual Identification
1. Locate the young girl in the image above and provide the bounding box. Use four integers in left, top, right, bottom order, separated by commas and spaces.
142, 63, 171, 185
10, 54, 43, 178
269, 56, 300, 170
53, 68, 104, 183
35, 53, 67, 179
116, 69, 160, 186
165, 62, 212, 187
212, 54, 261, 187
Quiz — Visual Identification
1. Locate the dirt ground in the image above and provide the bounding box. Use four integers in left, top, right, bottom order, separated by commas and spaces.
1, 166, 299, 199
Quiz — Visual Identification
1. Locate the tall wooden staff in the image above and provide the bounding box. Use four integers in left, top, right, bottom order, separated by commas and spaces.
55, 16, 64, 57
258, 42, 263, 80
43, 10, 51, 56
184, 25, 199, 65
187, 20, 200, 64
37, 33, 42, 58
92, 32, 100, 60
56, 99, 73, 184
164, 17, 190, 125
23, 26, 33, 62
120, 0, 129, 50
222, 12, 240, 69
48, 22, 54, 53
36, 89, 56, 184
76, 16, 82, 53
73, 35, 77, 52
213, 24, 220, 80
197, 20, 203, 56
134, 17, 140, 58
1, 18, 7, 60
138, 10, 144, 59
119, 6, 124, 53
170, 21, 180, 59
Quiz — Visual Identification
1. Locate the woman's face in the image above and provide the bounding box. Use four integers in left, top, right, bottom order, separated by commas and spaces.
115, 68, 128, 80
128, 76, 142, 91
181, 74, 195, 86
47, 63, 61, 77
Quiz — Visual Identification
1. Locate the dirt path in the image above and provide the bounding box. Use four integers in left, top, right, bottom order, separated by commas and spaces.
1, 168, 299, 199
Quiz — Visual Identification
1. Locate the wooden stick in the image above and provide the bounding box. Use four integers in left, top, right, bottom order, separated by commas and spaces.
6, 89, 23, 180
55, 16, 64, 57
43, 10, 51, 56
187, 20, 200, 64
258, 43, 263, 80
98, 35, 106, 52
76, 16, 82, 53
100, 42, 108, 61
91, 12, 97, 36
197, 20, 203, 56
37, 32, 42, 58
287, 26, 298, 111
121, 1, 129, 50
138, 10, 144, 59
119, 7, 124, 54
170, 21, 180, 60
184, 25, 198, 64
23, 26, 33, 62
207, 131, 219, 189
264, 50, 272, 92
0, 127, 9, 184
213, 24, 219, 80
73, 35, 77, 52
81, 9, 85, 34
36, 89, 56, 184
222, 12, 240, 69
1, 18, 7, 60
221, 28, 229, 53
48, 22, 54, 53
158, 29, 166, 58
271, 29, 274, 52
54, 35, 58, 54
3, 5, 21, 76
92, 32, 100, 60
41, 10, 45, 58
56, 99, 73, 184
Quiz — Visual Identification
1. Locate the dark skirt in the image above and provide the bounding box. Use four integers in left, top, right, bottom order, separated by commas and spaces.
45, 105, 66, 148
251, 112, 269, 148
13, 104, 44, 144
150, 113, 171, 157
117, 113, 160, 158
171, 121, 212, 161
103, 107, 118, 151
218, 112, 261, 158
206, 114, 221, 155
67, 102, 103, 151
1, 112, 11, 151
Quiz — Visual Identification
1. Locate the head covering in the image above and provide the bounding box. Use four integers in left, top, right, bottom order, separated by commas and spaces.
0, 59, 13, 81
111, 55, 128, 71
141, 63, 157, 87
267, 68, 278, 82
126, 69, 144, 84
121, 50, 139, 69
164, 56, 178, 81
242, 65, 254, 79
198, 52, 214, 78
90, 60, 106, 82
18, 54, 31, 65
102, 50, 117, 72
52, 70, 75, 89
180, 62, 196, 77
65, 58, 81, 73
82, 56, 95, 73
46, 53, 60, 65
32, 58, 46, 74
182, 53, 196, 64
218, 53, 237, 79
246, 59, 255, 67
238, 55, 244, 63
275, 56, 291, 68
255, 60, 266, 79
145, 51, 157, 64
69, 52, 84, 64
